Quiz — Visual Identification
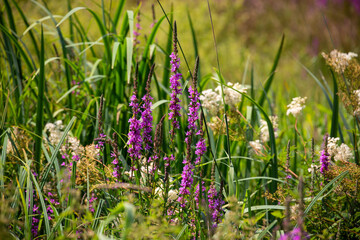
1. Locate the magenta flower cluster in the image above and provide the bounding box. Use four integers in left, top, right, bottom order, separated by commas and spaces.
207, 183, 224, 228
320, 149, 330, 174
279, 227, 309, 240
195, 137, 206, 165
185, 85, 200, 144
128, 93, 142, 171
194, 181, 205, 207
178, 83, 202, 207
111, 151, 121, 178
141, 87, 153, 152
178, 158, 195, 207
169, 51, 182, 135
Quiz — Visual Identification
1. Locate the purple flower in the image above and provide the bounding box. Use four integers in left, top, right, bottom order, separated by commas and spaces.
185, 84, 201, 147
279, 227, 308, 240
320, 149, 330, 174
168, 24, 182, 137
208, 183, 224, 228
141, 64, 155, 152
128, 80, 142, 170
195, 137, 206, 165
194, 181, 205, 207
177, 158, 195, 207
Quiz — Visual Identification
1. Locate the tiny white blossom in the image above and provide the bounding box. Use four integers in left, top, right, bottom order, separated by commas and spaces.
322, 50, 357, 73
259, 116, 278, 142
215, 82, 247, 107
334, 143, 353, 162
327, 137, 339, 157
286, 96, 307, 117
249, 140, 262, 153
200, 89, 221, 115
353, 90, 360, 116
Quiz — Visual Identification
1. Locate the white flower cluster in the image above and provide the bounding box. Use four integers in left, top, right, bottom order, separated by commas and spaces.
353, 90, 360, 116
44, 120, 64, 146
259, 116, 278, 142
45, 120, 88, 159
200, 89, 221, 115
62, 136, 85, 159
326, 137, 353, 162
322, 50, 358, 73
249, 140, 262, 154
286, 96, 307, 117
200, 82, 247, 115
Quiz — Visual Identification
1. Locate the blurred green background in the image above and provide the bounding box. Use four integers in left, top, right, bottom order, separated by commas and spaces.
14, 0, 360, 93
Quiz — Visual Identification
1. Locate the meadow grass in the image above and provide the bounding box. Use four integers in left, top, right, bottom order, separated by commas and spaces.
1, 0, 360, 239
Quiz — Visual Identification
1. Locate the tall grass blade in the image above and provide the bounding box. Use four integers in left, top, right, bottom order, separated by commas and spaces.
258, 34, 285, 107
40, 117, 76, 189
34, 25, 45, 173
330, 70, 339, 138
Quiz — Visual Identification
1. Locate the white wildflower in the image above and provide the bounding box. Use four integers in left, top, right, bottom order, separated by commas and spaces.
200, 89, 221, 115
215, 82, 247, 107
286, 96, 307, 117
334, 143, 353, 162
353, 90, 360, 116
259, 116, 278, 142
249, 140, 262, 153
325, 137, 353, 162
308, 164, 319, 173
326, 137, 339, 157
45, 120, 64, 146
322, 50, 358, 73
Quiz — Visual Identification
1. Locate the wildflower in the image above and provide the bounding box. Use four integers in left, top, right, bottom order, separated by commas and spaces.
199, 89, 221, 115
215, 82, 247, 107
326, 137, 353, 162
207, 182, 224, 228
128, 65, 142, 171
286, 96, 307, 117
249, 140, 262, 153
334, 143, 353, 162
326, 137, 340, 157
168, 22, 182, 137
44, 120, 64, 145
279, 227, 304, 240
133, 8, 141, 47
150, 116, 165, 174
320, 135, 330, 174
353, 90, 360, 116
194, 181, 205, 207
89, 193, 97, 213
259, 116, 278, 142
322, 49, 358, 73
141, 64, 155, 152
178, 58, 200, 207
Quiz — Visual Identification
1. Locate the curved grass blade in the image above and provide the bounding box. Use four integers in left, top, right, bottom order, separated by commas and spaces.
34, 25, 45, 173
303, 171, 349, 217
40, 117, 76, 190
258, 34, 285, 107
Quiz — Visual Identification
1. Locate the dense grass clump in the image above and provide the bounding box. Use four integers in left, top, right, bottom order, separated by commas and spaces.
1, 0, 360, 239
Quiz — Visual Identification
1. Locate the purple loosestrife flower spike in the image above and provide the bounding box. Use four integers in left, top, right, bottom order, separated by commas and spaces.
111, 133, 121, 180
141, 64, 155, 152
169, 22, 182, 139
133, 4, 141, 48
185, 57, 201, 145
178, 58, 200, 207
128, 64, 142, 171
286, 140, 291, 180
150, 115, 165, 175
207, 163, 224, 229
320, 134, 330, 174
